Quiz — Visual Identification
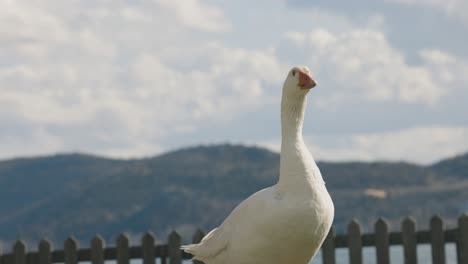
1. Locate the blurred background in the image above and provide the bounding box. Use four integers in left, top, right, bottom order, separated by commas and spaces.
0, 0, 467, 260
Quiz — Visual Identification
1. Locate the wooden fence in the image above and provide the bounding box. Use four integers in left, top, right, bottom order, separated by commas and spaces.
0, 214, 467, 264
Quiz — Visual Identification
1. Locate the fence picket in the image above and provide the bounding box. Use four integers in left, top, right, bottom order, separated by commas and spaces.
168, 231, 182, 264
117, 233, 130, 264
402, 217, 417, 264
91, 235, 105, 264
142, 232, 156, 264
431, 215, 446, 264
458, 214, 468, 264
0, 214, 466, 264
64, 237, 78, 264
375, 218, 390, 264
13, 241, 26, 264
322, 226, 336, 264
348, 219, 362, 264
192, 229, 205, 264
38, 239, 52, 264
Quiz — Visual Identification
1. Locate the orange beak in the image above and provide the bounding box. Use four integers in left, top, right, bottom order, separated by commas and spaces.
298, 69, 317, 89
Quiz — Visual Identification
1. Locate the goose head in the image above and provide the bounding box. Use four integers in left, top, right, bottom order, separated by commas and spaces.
282, 66, 317, 101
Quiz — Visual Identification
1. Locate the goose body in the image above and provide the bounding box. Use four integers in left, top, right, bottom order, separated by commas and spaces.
182, 66, 334, 264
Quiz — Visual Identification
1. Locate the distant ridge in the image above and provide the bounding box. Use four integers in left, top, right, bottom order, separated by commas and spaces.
0, 144, 466, 244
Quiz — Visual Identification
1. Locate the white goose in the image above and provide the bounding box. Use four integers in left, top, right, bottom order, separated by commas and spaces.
182, 66, 334, 264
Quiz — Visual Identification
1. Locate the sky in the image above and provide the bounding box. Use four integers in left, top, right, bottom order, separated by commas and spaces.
0, 0, 467, 164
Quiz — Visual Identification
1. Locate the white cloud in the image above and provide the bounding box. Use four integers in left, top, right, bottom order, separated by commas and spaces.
285, 27, 468, 106
420, 49, 468, 83
259, 126, 468, 164
0, 0, 285, 159
0, 0, 466, 163
309, 126, 468, 164
129, 44, 285, 122
155, 0, 231, 32
386, 0, 468, 26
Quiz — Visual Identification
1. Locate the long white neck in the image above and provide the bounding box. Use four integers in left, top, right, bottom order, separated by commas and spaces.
277, 95, 324, 193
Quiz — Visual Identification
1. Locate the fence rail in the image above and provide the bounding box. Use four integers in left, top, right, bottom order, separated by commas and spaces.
1, 214, 467, 264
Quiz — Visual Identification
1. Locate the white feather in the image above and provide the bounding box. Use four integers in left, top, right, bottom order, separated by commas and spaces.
181, 66, 334, 264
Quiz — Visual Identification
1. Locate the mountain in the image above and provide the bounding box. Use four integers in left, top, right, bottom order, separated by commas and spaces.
431, 152, 468, 180
0, 144, 467, 245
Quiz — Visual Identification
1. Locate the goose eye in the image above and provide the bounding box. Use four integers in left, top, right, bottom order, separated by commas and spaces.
292, 70, 296, 76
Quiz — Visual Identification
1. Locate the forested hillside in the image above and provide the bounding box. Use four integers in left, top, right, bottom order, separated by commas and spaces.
0, 145, 466, 244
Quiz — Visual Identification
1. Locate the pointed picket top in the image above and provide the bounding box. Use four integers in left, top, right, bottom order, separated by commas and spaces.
376, 218, 388, 231
39, 239, 52, 251
91, 234, 105, 253
13, 240, 26, 252
142, 231, 155, 244
377, 217, 387, 224
431, 215, 444, 227
401, 216, 417, 264
168, 231, 182, 264
64, 236, 79, 264
38, 239, 52, 264
169, 230, 181, 242
348, 218, 361, 232
459, 213, 468, 223
347, 219, 362, 264
403, 216, 414, 222
117, 233, 129, 245
430, 215, 445, 264
91, 235, 105, 264
375, 218, 390, 264
14, 240, 27, 264
402, 216, 416, 228
458, 213, 468, 264
142, 231, 155, 264
65, 236, 79, 249
192, 229, 205, 243
92, 235, 105, 248
402, 216, 417, 234
116, 233, 129, 264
